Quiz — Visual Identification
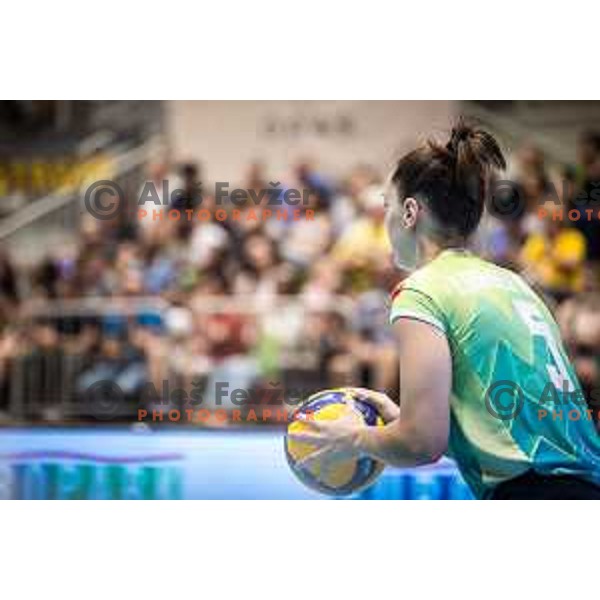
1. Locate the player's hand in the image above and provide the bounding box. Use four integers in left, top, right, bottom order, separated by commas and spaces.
287, 402, 365, 471
348, 387, 400, 423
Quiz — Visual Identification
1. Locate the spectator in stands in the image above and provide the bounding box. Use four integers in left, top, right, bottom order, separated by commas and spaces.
332, 185, 390, 289
294, 159, 335, 208
188, 194, 230, 270
557, 294, 600, 429
520, 199, 587, 301
571, 131, 600, 266
76, 334, 148, 409
138, 159, 178, 243
509, 142, 548, 190
280, 190, 332, 268
330, 164, 378, 236
171, 162, 201, 240
301, 259, 343, 310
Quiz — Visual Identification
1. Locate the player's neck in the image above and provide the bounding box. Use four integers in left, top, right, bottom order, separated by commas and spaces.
417, 237, 467, 267
414, 236, 440, 267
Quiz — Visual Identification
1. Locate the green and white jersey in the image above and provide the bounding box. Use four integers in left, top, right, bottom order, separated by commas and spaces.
389, 249, 600, 499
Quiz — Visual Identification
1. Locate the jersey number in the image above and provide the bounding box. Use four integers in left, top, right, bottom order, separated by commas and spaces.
513, 299, 575, 392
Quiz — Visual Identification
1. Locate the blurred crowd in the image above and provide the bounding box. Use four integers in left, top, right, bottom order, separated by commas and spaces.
1, 129, 600, 426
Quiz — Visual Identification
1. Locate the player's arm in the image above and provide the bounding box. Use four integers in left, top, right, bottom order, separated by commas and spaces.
291, 318, 451, 469
354, 318, 451, 467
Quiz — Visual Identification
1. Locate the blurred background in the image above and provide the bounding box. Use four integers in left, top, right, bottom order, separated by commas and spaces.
1, 100, 600, 499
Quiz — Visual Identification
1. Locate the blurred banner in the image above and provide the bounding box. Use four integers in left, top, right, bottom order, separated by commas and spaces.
0, 429, 472, 500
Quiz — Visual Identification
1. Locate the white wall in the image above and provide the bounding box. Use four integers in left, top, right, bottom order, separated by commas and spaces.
166, 101, 457, 182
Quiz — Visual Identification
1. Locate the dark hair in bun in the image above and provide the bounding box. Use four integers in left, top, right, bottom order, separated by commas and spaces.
391, 121, 506, 239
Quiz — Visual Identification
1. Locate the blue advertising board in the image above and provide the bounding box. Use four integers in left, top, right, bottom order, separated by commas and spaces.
0, 428, 473, 500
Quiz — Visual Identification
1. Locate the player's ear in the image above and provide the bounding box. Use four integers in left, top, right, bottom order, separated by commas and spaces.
402, 197, 419, 228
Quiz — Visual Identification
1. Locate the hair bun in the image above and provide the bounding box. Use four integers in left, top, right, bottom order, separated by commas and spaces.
445, 121, 506, 173
446, 124, 472, 155
391, 121, 506, 239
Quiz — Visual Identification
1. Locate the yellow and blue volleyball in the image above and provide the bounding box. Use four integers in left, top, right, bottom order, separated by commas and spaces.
285, 388, 385, 496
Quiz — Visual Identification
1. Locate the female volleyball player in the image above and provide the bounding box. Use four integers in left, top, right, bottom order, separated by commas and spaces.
290, 124, 600, 499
